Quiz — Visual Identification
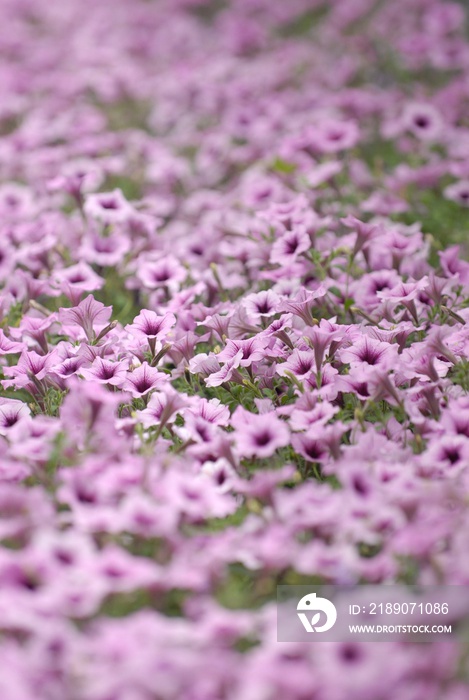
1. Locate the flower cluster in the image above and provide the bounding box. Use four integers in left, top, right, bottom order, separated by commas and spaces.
0, 0, 469, 697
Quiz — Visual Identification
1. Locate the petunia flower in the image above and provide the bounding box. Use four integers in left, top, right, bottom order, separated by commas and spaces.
305, 119, 360, 153
439, 245, 469, 285
377, 277, 428, 323
80, 357, 129, 387
80, 231, 131, 268
126, 310, 176, 343
50, 355, 86, 385
419, 435, 469, 477
0, 329, 24, 355
123, 362, 167, 397
11, 314, 58, 354
243, 290, 280, 319
84, 189, 135, 224
137, 386, 188, 429
53, 262, 105, 304
60, 379, 125, 453
47, 157, 104, 199
186, 397, 230, 426
291, 430, 328, 463
174, 412, 219, 445
205, 351, 245, 388
188, 352, 223, 378
0, 399, 31, 435
216, 336, 270, 367
341, 215, 381, 258
444, 180, 469, 207
340, 336, 398, 373
276, 349, 316, 380
280, 286, 326, 326
59, 295, 113, 343
136, 254, 186, 291
230, 406, 290, 458
352, 270, 401, 311
2, 349, 59, 391
303, 320, 342, 368
401, 102, 443, 141
270, 227, 310, 265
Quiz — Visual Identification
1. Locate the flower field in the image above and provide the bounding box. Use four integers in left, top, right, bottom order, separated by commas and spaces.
1, 0, 469, 697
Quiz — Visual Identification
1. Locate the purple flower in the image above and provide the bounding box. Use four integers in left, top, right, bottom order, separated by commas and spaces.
137, 386, 188, 428
0, 399, 31, 435
59, 295, 112, 343
276, 349, 316, 380
81, 357, 129, 387
0, 329, 24, 355
204, 351, 245, 388
306, 119, 360, 153
80, 231, 130, 267
340, 337, 398, 372
123, 362, 167, 397
280, 286, 326, 326
84, 189, 135, 224
187, 397, 230, 426
136, 255, 186, 291
401, 102, 443, 141
217, 336, 270, 367
303, 320, 342, 368
53, 262, 105, 304
377, 277, 429, 322
270, 227, 310, 264
444, 180, 469, 207
419, 435, 469, 477
231, 406, 290, 458
126, 310, 176, 342
243, 290, 280, 319
2, 349, 58, 391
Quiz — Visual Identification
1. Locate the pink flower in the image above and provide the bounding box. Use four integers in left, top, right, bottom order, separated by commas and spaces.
137, 386, 188, 428
0, 329, 24, 355
303, 320, 342, 368
352, 270, 401, 311
270, 227, 310, 264
0, 399, 31, 435
305, 119, 360, 153
80, 231, 130, 267
280, 286, 326, 326
53, 262, 105, 304
188, 353, 223, 378
186, 397, 230, 426
126, 310, 176, 342
401, 102, 443, 141
291, 430, 328, 463
341, 215, 381, 258
84, 189, 135, 224
230, 406, 289, 458
136, 255, 186, 291
419, 435, 469, 477
243, 290, 280, 318
340, 336, 398, 371
59, 295, 112, 343
60, 379, 125, 453
444, 180, 469, 207
123, 363, 167, 397
2, 349, 58, 391
205, 351, 244, 388
377, 277, 429, 322
216, 336, 270, 367
47, 157, 104, 198
80, 357, 129, 387
276, 349, 316, 380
